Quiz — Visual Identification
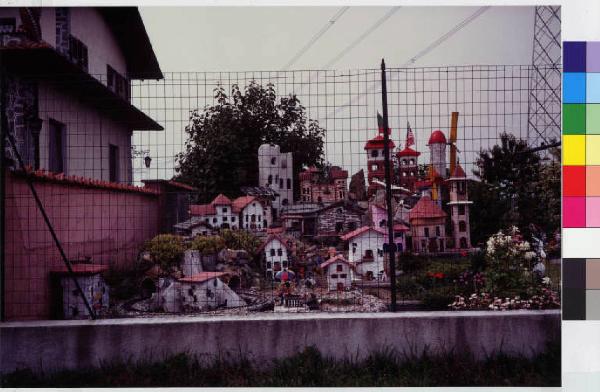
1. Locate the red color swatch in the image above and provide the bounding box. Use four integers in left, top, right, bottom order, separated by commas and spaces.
564, 166, 587, 196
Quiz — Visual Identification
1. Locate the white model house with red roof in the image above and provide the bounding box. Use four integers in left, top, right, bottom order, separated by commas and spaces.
177, 272, 245, 312
258, 234, 294, 278
340, 226, 387, 280
189, 193, 267, 232
320, 254, 353, 291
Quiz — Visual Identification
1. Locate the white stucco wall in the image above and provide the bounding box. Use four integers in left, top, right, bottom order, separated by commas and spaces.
347, 230, 385, 278
214, 204, 238, 229
180, 278, 244, 311
258, 144, 294, 215
326, 263, 352, 291
37, 81, 133, 183
264, 238, 289, 275
241, 201, 265, 231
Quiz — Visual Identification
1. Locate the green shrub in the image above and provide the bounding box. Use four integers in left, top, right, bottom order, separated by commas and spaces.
143, 234, 186, 270
220, 229, 261, 255
189, 235, 226, 255
422, 287, 457, 310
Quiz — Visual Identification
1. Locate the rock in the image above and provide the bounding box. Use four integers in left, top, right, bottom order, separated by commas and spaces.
349, 169, 367, 201
157, 277, 181, 313
182, 250, 203, 277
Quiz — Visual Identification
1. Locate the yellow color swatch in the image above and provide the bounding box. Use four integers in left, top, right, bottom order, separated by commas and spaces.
587, 135, 600, 165
564, 135, 586, 165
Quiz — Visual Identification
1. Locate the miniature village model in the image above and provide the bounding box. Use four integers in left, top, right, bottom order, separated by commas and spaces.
175, 112, 474, 290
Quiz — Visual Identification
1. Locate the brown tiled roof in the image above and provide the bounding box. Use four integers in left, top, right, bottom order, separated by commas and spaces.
212, 194, 232, 205
11, 168, 159, 196
142, 179, 197, 191
340, 225, 386, 241
320, 254, 352, 269
50, 264, 109, 275
408, 196, 447, 219
232, 196, 256, 213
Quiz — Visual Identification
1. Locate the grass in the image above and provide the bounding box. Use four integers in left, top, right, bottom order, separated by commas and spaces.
1, 342, 560, 387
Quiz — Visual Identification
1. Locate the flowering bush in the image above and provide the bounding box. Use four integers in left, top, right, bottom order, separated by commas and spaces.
484, 226, 535, 295
449, 289, 560, 311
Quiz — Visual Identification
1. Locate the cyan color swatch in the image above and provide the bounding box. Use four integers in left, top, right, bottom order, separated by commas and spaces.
587, 73, 600, 103
564, 72, 587, 103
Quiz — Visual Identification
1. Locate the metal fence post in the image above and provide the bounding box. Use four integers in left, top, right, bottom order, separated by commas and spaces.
381, 59, 397, 312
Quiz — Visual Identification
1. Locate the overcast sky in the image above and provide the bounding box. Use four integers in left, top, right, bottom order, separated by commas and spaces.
140, 6, 535, 71
132, 6, 559, 183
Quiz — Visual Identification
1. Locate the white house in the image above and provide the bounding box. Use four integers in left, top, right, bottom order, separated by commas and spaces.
178, 272, 245, 312
258, 234, 293, 278
190, 194, 239, 230
1, 7, 163, 183
189, 194, 268, 232
340, 226, 387, 280
258, 144, 294, 220
233, 196, 268, 231
320, 254, 353, 291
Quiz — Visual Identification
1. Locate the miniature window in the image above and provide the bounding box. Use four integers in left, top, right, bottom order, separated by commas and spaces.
281, 160, 287, 168
460, 237, 468, 248
340, 274, 347, 279
377, 249, 383, 257
410, 159, 415, 165
379, 220, 386, 228
365, 249, 373, 258
459, 221, 467, 232
335, 222, 344, 232
223, 216, 228, 222
266, 262, 272, 268
270, 249, 276, 256
336, 264, 343, 272
436, 226, 441, 236
48, 119, 65, 173
271, 157, 276, 165
280, 178, 284, 188
371, 164, 378, 171
371, 150, 379, 158
232, 216, 236, 222
213, 279, 218, 287
287, 178, 292, 189
458, 205, 466, 215
402, 159, 407, 166
205, 218, 209, 223
222, 207, 227, 213
251, 214, 256, 222
424, 227, 430, 238
282, 199, 289, 206
277, 248, 283, 256
331, 274, 338, 278
268, 175, 272, 185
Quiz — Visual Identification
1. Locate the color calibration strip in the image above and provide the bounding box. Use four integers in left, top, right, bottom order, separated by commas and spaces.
563, 41, 600, 228
563, 42, 600, 320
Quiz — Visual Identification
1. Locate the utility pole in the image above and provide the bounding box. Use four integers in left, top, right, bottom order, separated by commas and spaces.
381, 58, 397, 312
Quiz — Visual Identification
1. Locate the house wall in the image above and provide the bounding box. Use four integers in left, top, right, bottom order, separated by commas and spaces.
179, 278, 244, 311
347, 231, 385, 278
410, 217, 447, 253
326, 263, 352, 291
316, 206, 362, 236
264, 238, 289, 276
258, 144, 293, 216
37, 81, 133, 183
3, 172, 160, 320
300, 178, 347, 203
240, 202, 265, 231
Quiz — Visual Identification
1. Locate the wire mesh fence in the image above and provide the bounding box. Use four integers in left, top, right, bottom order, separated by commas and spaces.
2, 64, 561, 320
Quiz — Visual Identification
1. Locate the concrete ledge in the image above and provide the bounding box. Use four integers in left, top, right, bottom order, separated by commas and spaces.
0, 310, 560, 374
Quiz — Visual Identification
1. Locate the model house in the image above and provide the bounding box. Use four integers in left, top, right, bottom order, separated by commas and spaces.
299, 165, 348, 203
446, 164, 473, 249
258, 143, 294, 220
340, 226, 387, 280
258, 234, 294, 278
320, 254, 353, 291
281, 200, 366, 239
1, 6, 164, 320
178, 272, 245, 312
370, 204, 409, 253
189, 194, 267, 232
408, 195, 447, 253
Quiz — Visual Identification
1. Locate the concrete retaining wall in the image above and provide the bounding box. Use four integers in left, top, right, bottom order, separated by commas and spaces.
0, 310, 560, 374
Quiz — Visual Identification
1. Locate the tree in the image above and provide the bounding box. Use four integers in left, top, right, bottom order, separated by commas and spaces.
175, 81, 325, 202
469, 133, 560, 244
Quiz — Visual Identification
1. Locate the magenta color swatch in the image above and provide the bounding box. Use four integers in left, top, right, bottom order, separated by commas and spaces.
564, 197, 586, 227
588, 42, 600, 72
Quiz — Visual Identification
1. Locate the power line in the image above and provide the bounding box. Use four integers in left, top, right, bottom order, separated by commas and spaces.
324, 7, 401, 69
281, 6, 350, 70
328, 6, 491, 117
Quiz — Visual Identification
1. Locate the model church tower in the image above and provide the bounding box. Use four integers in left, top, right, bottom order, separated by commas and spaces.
364, 114, 395, 196
396, 122, 420, 192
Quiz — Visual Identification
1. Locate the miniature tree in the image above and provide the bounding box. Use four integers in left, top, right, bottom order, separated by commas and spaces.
175, 81, 325, 202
